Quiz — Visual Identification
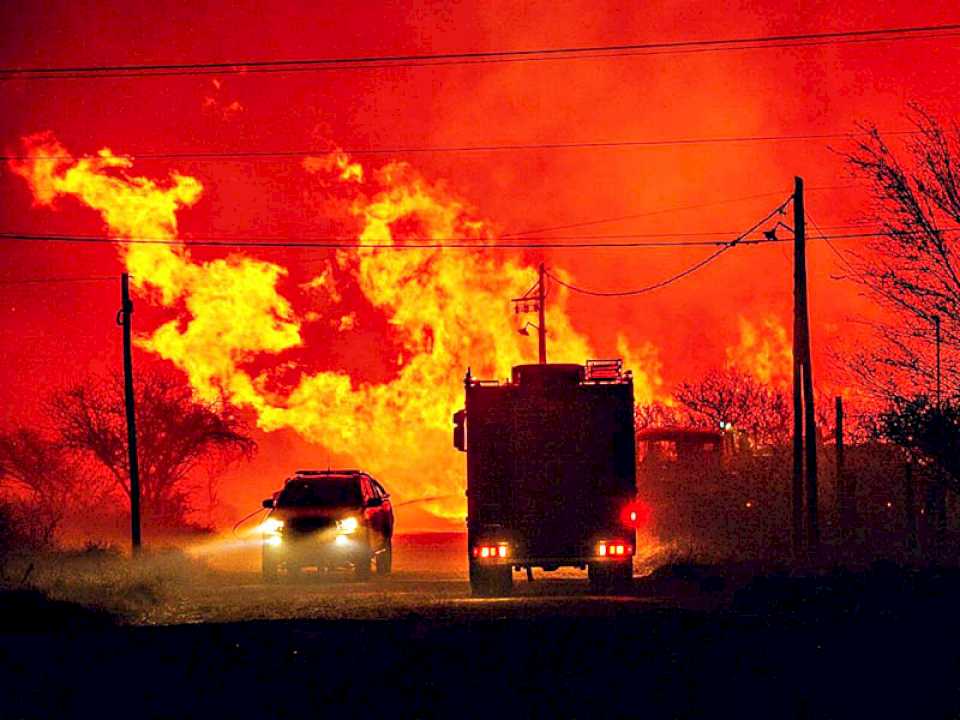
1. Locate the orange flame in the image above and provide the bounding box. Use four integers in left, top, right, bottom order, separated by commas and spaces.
724, 315, 792, 389
11, 131, 663, 520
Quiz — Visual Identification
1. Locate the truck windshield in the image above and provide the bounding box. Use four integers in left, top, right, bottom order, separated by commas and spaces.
277, 478, 360, 507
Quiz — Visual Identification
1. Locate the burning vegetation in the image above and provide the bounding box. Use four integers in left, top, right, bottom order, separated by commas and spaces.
4, 107, 960, 566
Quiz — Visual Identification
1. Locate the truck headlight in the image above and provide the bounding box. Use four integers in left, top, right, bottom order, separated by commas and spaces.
336, 516, 359, 534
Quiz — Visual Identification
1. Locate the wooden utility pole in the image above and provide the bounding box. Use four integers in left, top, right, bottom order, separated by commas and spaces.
537, 262, 547, 364
513, 264, 548, 363
792, 179, 805, 558
835, 396, 846, 546
792, 177, 819, 555
798, 178, 819, 552
118, 273, 142, 555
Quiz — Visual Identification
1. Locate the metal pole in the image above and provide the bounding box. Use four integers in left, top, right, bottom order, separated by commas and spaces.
118, 273, 142, 554
537, 262, 547, 364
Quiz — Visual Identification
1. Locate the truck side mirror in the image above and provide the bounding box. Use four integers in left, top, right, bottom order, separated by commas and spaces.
453, 409, 466, 452
262, 498, 274, 509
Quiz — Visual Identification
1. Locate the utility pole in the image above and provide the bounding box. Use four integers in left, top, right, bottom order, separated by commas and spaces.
934, 314, 942, 408
117, 273, 142, 555
512, 264, 548, 364
792, 176, 819, 555
797, 177, 819, 553
791, 179, 805, 558
537, 262, 547, 364
835, 396, 846, 547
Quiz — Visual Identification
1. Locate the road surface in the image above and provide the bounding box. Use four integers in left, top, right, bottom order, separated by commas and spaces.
4, 534, 960, 718
145, 532, 668, 624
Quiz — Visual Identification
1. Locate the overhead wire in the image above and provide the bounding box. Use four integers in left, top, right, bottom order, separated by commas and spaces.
2, 226, 958, 252
0, 133, 919, 163
0, 231, 751, 249
1, 23, 958, 80
545, 197, 792, 296
8, 29, 958, 82
808, 211, 850, 262
504, 186, 854, 237
0, 275, 116, 286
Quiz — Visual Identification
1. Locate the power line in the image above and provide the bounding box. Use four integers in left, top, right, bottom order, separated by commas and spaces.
807, 210, 859, 278
0, 275, 115, 286
0, 231, 754, 250
0, 133, 919, 163
15, 30, 959, 82
3, 226, 957, 252
545, 198, 792, 296
1, 23, 958, 80
505, 186, 854, 237
0, 221, 876, 246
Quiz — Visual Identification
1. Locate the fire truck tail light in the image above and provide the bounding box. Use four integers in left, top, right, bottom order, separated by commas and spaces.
474, 543, 509, 559
596, 541, 632, 557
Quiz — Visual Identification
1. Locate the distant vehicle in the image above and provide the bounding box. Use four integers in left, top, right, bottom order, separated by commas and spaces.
260, 469, 394, 581
454, 360, 639, 596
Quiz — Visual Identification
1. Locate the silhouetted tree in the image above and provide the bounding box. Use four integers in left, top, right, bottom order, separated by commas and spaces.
674, 368, 791, 447
844, 107, 960, 400
0, 429, 82, 546
49, 372, 256, 528
876, 395, 960, 493
634, 402, 684, 431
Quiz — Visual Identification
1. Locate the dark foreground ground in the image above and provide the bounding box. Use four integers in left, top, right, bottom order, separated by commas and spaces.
2, 534, 960, 718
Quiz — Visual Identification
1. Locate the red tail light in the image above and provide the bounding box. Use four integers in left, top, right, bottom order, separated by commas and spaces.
596, 541, 632, 557
621, 500, 651, 528
473, 543, 509, 559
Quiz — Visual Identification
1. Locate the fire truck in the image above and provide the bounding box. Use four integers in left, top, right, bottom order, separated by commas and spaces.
454, 360, 639, 596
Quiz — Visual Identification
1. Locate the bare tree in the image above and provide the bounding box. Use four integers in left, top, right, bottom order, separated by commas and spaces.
50, 372, 256, 528
634, 402, 685, 432
674, 368, 791, 447
844, 107, 960, 400
0, 429, 84, 544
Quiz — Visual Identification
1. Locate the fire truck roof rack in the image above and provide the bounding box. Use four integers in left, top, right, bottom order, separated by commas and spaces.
294, 469, 361, 476
585, 359, 624, 382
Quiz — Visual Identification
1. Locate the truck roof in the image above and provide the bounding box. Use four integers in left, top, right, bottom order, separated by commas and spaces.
468, 360, 631, 389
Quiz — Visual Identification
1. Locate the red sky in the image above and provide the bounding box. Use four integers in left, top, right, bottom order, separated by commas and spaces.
1, 1, 958, 530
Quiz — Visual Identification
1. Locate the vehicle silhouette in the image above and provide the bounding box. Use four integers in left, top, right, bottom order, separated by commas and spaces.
260, 469, 394, 581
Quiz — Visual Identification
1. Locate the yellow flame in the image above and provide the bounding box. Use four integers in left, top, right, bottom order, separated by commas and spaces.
303, 150, 363, 183
11, 132, 664, 521
724, 315, 792, 388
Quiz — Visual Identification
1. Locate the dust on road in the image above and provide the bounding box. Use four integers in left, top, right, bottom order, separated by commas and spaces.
146, 532, 664, 625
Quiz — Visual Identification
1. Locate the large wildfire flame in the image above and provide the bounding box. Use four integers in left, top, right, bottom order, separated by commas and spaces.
724, 315, 793, 389
11, 131, 663, 520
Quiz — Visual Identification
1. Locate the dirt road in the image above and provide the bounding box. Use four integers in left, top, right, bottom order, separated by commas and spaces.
4, 535, 960, 718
